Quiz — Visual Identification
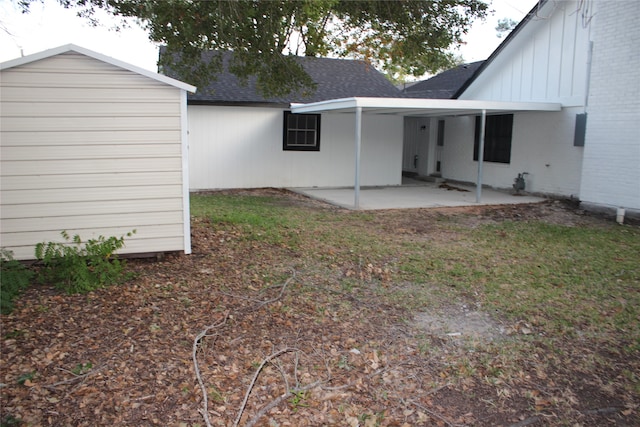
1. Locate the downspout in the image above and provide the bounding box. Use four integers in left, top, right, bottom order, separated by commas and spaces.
354, 106, 363, 209
584, 40, 593, 111
476, 109, 486, 203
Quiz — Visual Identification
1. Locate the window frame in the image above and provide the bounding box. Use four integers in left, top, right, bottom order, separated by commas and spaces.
283, 111, 321, 151
473, 114, 513, 164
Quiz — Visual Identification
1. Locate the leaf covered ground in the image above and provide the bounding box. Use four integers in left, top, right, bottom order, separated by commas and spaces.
2, 189, 639, 427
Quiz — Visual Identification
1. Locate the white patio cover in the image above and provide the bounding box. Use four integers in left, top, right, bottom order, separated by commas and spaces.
291, 97, 562, 208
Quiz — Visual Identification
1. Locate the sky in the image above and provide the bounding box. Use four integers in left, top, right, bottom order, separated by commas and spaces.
0, 0, 538, 75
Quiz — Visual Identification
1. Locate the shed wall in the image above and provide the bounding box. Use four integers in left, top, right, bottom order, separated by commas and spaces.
188, 105, 403, 190
0, 52, 188, 260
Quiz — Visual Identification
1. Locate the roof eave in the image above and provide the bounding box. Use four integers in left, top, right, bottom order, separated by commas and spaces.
188, 99, 289, 108
290, 97, 561, 117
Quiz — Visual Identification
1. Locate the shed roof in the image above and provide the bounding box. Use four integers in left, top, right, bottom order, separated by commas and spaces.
402, 61, 484, 99
161, 49, 401, 106
0, 44, 196, 93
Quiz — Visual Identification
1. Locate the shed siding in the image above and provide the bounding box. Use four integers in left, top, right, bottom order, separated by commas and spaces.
460, 0, 590, 107
0, 52, 187, 259
188, 105, 403, 190
579, 1, 640, 211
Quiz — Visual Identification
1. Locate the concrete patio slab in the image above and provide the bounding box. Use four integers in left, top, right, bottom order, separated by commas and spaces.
292, 181, 545, 210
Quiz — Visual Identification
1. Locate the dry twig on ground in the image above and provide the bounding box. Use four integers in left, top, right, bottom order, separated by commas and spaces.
192, 312, 229, 427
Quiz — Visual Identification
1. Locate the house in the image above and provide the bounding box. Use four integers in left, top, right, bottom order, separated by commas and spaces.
0, 44, 196, 260
427, 0, 595, 199
451, 0, 640, 215
291, 0, 639, 216
161, 50, 404, 190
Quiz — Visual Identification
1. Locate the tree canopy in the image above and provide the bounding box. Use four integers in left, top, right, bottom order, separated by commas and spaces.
495, 17, 518, 39
22, 0, 489, 97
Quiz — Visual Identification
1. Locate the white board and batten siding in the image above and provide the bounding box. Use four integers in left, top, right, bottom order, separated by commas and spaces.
188, 105, 403, 190
442, 0, 592, 198
460, 0, 591, 106
0, 45, 195, 260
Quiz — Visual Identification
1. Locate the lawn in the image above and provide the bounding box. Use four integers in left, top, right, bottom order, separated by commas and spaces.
2, 189, 639, 426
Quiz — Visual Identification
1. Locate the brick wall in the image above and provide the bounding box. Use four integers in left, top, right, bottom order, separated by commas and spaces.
579, 1, 640, 211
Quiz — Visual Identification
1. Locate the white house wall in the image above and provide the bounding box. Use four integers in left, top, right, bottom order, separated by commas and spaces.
460, 0, 590, 107
0, 52, 188, 260
579, 1, 640, 212
449, 0, 598, 199
441, 108, 583, 197
188, 105, 403, 190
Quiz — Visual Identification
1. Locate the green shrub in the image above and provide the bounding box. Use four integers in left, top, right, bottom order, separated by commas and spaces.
0, 249, 34, 314
35, 230, 135, 294
1, 413, 23, 427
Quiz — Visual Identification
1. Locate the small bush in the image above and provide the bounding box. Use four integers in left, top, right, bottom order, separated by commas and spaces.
1, 413, 23, 427
0, 249, 34, 314
35, 230, 135, 294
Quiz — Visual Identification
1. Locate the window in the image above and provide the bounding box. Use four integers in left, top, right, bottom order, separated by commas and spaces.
474, 114, 513, 164
437, 120, 445, 146
574, 113, 587, 147
283, 111, 321, 151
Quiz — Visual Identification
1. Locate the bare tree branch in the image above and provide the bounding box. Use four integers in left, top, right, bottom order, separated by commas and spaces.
232, 347, 301, 427
193, 312, 229, 427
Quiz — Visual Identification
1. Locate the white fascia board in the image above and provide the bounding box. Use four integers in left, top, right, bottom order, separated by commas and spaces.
291, 97, 359, 113
291, 97, 561, 116
0, 44, 197, 93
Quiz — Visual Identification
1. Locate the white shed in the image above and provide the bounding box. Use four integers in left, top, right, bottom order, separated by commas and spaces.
0, 45, 196, 260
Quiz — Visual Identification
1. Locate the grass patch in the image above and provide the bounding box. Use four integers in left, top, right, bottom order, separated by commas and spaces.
392, 221, 640, 344
191, 193, 300, 244
191, 192, 386, 254
190, 192, 640, 400
192, 194, 640, 349
3, 192, 637, 426
472, 222, 640, 338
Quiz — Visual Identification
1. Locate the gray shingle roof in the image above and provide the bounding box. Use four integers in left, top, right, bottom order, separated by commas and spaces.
401, 61, 484, 99
161, 49, 401, 105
